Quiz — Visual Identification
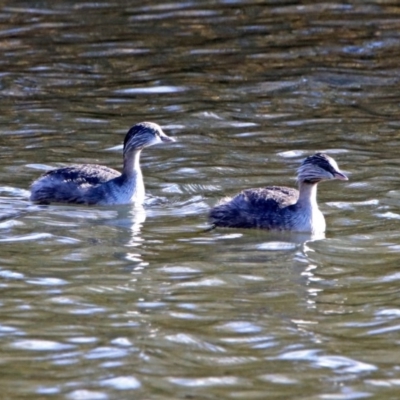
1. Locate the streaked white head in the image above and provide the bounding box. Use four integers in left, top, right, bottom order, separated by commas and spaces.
297, 153, 348, 184
123, 122, 175, 155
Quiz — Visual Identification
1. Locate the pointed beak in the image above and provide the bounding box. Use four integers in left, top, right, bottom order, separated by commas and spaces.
161, 134, 176, 143
334, 171, 348, 181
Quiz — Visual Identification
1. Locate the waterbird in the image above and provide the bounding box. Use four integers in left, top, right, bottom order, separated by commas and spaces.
209, 153, 348, 233
30, 122, 175, 205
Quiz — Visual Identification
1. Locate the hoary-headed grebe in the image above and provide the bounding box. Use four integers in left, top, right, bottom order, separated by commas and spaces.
209, 153, 348, 233
30, 122, 175, 205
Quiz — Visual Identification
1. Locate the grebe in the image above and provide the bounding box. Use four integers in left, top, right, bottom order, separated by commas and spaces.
30, 122, 175, 205
209, 153, 348, 233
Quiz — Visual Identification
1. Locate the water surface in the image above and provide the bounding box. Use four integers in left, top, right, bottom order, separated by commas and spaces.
1, 1, 400, 399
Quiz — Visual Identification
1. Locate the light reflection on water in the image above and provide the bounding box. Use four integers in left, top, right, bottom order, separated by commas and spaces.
1, 0, 400, 399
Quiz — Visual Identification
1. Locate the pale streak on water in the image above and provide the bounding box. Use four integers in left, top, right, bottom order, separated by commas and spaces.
1, 1, 400, 399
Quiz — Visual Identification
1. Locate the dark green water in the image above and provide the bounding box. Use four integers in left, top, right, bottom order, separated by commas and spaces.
1, 1, 400, 399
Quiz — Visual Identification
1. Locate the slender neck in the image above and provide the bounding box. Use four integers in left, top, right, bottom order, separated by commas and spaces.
122, 149, 142, 178
296, 181, 319, 209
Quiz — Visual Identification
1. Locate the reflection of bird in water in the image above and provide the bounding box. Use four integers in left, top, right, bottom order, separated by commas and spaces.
30, 122, 175, 205
210, 153, 348, 233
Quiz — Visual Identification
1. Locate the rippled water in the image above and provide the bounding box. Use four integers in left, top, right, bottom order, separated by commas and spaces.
2, 1, 400, 399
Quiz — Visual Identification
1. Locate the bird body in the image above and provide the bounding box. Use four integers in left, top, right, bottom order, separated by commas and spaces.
30, 122, 174, 205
